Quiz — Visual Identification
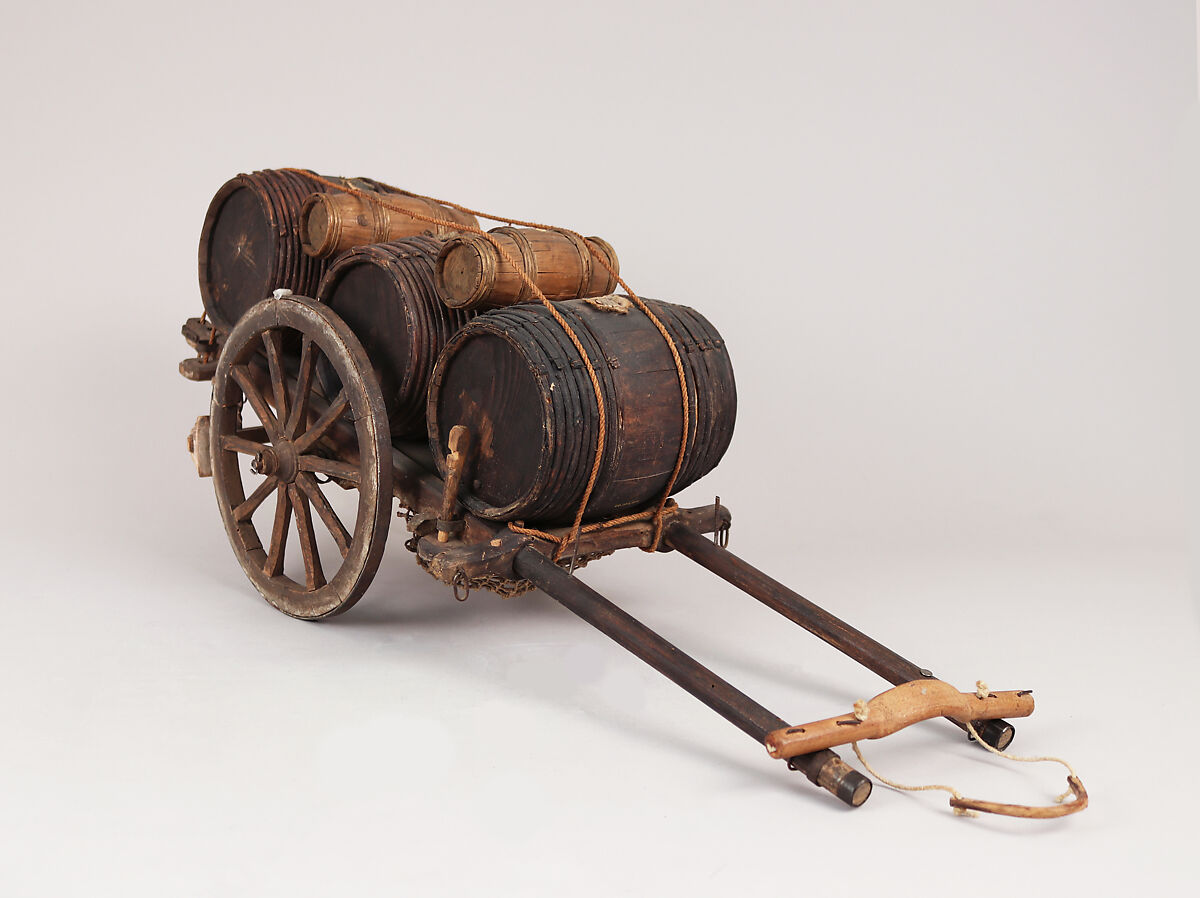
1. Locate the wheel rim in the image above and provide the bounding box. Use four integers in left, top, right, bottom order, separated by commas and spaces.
210, 294, 392, 619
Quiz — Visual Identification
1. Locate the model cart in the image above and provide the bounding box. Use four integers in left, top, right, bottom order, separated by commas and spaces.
181, 169, 1086, 817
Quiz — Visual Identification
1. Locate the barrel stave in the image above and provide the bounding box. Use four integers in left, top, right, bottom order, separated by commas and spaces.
198, 169, 333, 330
428, 296, 736, 525
300, 191, 479, 258
317, 236, 474, 439
435, 228, 620, 311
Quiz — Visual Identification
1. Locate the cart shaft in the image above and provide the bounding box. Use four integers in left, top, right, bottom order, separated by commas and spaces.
663, 523, 1016, 751
513, 547, 872, 808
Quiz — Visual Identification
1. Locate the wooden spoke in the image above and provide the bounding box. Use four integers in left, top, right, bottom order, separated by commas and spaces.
209, 293, 392, 620
294, 390, 349, 454
220, 434, 268, 456
296, 472, 351, 557
232, 365, 280, 437
285, 335, 317, 439
263, 330, 289, 426
297, 455, 361, 484
290, 484, 326, 590
233, 476, 278, 522
237, 425, 270, 444
263, 483, 292, 578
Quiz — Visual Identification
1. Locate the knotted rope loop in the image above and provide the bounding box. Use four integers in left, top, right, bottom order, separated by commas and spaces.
849, 680, 1088, 820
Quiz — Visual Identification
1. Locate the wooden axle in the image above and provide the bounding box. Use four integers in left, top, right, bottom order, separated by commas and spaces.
763, 680, 1035, 758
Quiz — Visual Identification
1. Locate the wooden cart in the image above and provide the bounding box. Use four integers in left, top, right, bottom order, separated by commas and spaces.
181, 287, 1042, 811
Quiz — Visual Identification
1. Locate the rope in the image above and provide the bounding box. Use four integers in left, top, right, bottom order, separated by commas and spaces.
851, 680, 1085, 818
288, 170, 692, 557
507, 499, 678, 550
369, 180, 692, 550
291, 171, 607, 560
850, 742, 979, 817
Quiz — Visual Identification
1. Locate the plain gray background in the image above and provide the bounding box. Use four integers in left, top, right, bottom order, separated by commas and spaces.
1, 2, 1195, 895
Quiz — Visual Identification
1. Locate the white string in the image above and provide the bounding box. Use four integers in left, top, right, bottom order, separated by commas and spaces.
850, 679, 1084, 816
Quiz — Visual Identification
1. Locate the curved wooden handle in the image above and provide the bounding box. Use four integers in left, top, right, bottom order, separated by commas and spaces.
765, 680, 1035, 759
949, 775, 1088, 818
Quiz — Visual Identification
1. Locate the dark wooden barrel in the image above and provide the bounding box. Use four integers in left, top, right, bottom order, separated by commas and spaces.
300, 191, 479, 258
435, 227, 619, 311
428, 296, 736, 524
198, 169, 337, 331
317, 236, 475, 439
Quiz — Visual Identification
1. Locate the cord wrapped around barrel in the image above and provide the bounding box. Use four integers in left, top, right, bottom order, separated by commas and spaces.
198, 169, 339, 330
427, 295, 736, 524
317, 236, 475, 438
435, 227, 619, 311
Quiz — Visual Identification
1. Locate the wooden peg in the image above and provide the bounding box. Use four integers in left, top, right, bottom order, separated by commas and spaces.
437, 425, 471, 543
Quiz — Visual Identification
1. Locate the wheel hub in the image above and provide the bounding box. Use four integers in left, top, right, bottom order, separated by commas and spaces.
251, 439, 299, 483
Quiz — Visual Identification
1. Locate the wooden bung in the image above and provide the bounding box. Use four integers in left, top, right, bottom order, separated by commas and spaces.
300, 191, 479, 258
435, 227, 619, 310
763, 680, 1036, 759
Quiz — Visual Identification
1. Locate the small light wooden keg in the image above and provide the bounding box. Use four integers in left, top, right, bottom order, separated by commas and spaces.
300, 191, 479, 258
435, 227, 619, 311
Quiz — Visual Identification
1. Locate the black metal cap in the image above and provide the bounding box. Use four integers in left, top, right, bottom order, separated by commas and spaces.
792, 754, 874, 808
971, 718, 1016, 751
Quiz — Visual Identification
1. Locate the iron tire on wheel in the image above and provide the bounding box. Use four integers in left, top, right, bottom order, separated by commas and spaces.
209, 293, 392, 619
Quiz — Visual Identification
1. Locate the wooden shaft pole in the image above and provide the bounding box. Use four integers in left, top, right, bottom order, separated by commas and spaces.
513, 547, 872, 807
663, 523, 1017, 751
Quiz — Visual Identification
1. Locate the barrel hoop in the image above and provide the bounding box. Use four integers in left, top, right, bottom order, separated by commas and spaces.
588, 236, 621, 295
369, 192, 392, 243
492, 226, 538, 305
551, 228, 593, 299
317, 235, 456, 437
286, 170, 691, 559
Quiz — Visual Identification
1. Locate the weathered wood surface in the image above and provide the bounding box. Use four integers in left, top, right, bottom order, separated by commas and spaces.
436, 426, 471, 543
415, 502, 732, 584
949, 777, 1088, 818
513, 547, 873, 808
317, 237, 475, 438
209, 294, 392, 619
664, 524, 1020, 751
428, 296, 736, 525
300, 190, 479, 257
198, 169, 334, 330
436, 227, 619, 310
763, 681, 1035, 758
179, 357, 218, 381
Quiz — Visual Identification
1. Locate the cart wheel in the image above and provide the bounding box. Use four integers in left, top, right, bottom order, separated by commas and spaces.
210, 293, 393, 619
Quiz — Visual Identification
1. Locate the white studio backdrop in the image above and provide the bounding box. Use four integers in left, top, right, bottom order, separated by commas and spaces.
1, 2, 1195, 896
